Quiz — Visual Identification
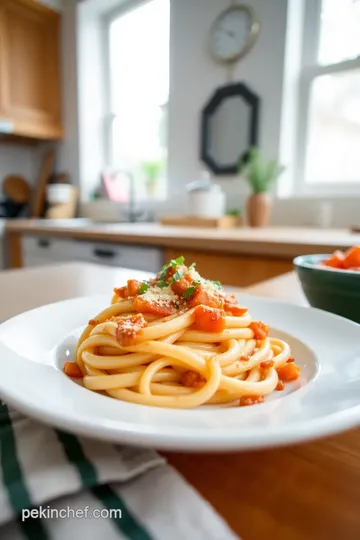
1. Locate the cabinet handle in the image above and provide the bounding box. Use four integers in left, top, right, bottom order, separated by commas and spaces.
93, 248, 117, 259
38, 239, 50, 248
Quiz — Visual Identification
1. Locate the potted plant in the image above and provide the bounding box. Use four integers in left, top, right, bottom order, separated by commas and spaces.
238, 148, 285, 227
141, 160, 164, 198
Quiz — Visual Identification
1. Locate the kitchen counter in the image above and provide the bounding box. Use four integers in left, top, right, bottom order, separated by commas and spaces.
5, 219, 360, 257
5, 219, 360, 287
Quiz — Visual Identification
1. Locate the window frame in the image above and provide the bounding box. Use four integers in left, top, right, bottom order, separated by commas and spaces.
295, 0, 360, 196
102, 0, 169, 190
102, 0, 151, 168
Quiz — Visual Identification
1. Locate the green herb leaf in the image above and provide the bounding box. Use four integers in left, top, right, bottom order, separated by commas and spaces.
171, 269, 185, 284
183, 286, 196, 299
157, 280, 168, 289
170, 256, 185, 267
188, 262, 196, 270
212, 280, 222, 289
192, 280, 201, 285
138, 282, 149, 294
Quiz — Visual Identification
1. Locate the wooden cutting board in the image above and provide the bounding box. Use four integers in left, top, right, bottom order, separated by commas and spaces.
31, 148, 56, 218
2, 175, 31, 204
160, 215, 243, 228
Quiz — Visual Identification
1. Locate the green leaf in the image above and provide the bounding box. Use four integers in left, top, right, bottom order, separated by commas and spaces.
170, 256, 185, 267
188, 262, 196, 270
183, 286, 196, 299
239, 146, 285, 194
192, 280, 201, 286
171, 269, 185, 284
157, 280, 168, 289
138, 282, 149, 294
212, 280, 222, 289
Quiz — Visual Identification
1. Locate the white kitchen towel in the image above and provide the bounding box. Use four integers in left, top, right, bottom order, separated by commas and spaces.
0, 402, 239, 540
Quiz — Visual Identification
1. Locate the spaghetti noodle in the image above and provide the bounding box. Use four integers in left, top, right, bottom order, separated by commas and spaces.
64, 256, 300, 408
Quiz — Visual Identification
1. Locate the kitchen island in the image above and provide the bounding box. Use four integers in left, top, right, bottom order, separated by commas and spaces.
4, 219, 360, 286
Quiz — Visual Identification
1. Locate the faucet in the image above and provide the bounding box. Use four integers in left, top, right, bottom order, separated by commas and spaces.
123, 171, 152, 223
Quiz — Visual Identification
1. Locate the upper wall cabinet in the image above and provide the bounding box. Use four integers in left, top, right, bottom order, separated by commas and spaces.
0, 0, 62, 140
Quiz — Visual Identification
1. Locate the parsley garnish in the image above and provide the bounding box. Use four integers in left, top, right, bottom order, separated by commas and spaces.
193, 280, 201, 285
171, 269, 185, 284
188, 262, 196, 270
159, 256, 185, 280
183, 286, 196, 299
212, 280, 222, 289
170, 256, 185, 267
138, 282, 149, 294
157, 280, 168, 289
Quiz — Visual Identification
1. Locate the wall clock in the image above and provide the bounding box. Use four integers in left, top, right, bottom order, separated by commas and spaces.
209, 4, 260, 64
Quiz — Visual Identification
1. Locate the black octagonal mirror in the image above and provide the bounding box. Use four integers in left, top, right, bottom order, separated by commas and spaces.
200, 82, 260, 175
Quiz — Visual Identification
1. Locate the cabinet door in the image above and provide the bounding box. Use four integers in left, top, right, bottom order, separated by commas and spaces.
0, 0, 62, 139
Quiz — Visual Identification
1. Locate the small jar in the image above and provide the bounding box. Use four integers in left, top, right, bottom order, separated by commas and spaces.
187, 172, 226, 218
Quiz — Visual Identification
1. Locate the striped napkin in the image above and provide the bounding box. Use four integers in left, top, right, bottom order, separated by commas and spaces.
0, 401, 238, 540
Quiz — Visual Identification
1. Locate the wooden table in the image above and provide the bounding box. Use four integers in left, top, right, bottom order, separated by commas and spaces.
0, 263, 359, 540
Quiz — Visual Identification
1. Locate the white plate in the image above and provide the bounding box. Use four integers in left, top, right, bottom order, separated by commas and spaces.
0, 294, 359, 451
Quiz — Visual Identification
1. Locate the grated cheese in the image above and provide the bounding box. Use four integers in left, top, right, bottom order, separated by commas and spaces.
141, 285, 179, 307
200, 280, 224, 295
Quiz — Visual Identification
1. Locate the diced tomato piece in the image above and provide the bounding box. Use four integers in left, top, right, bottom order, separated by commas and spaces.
114, 286, 127, 298
133, 295, 175, 316
322, 250, 345, 269
276, 380, 285, 391
277, 363, 300, 382
260, 360, 275, 370
286, 356, 295, 363
115, 313, 147, 346
343, 246, 360, 269
189, 287, 224, 309
126, 279, 142, 297
194, 305, 225, 333
171, 274, 193, 296
181, 371, 205, 388
240, 395, 264, 406
64, 362, 83, 378
225, 303, 248, 316
224, 294, 237, 305
114, 280, 143, 299
165, 264, 187, 281
249, 321, 269, 340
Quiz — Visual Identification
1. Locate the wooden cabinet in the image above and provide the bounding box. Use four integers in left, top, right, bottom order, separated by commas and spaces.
0, 0, 62, 140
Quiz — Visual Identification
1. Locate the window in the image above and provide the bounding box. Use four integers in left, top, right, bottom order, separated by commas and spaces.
297, 0, 360, 192
105, 0, 169, 200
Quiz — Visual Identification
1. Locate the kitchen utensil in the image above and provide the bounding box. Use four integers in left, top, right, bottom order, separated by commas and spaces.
31, 148, 56, 218
2, 175, 31, 204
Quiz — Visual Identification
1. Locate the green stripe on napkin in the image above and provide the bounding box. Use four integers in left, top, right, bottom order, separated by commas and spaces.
0, 401, 50, 540
56, 431, 152, 540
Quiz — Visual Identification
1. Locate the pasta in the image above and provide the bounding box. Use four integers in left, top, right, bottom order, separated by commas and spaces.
64, 256, 300, 408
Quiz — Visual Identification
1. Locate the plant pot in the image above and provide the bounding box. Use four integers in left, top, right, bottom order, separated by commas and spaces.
145, 179, 158, 199
247, 193, 272, 227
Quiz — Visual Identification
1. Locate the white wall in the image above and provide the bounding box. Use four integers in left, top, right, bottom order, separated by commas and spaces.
167, 0, 288, 213
0, 146, 36, 190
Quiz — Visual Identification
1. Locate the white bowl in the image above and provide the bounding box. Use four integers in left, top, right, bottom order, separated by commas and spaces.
46, 184, 74, 204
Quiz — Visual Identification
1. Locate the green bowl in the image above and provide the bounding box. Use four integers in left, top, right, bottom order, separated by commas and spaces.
293, 254, 360, 324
